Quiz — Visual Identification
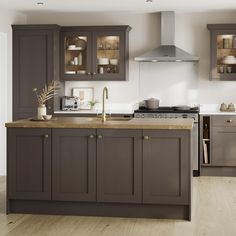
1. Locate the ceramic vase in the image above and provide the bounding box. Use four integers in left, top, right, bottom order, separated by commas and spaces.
37, 104, 46, 120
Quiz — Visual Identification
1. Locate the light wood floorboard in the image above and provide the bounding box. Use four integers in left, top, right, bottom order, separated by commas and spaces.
0, 176, 236, 236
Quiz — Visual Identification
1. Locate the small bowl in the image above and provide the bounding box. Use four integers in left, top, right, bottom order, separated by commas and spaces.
43, 115, 52, 120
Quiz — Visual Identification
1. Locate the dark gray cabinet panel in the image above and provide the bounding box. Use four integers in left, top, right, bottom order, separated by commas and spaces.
97, 129, 142, 203
207, 24, 236, 81
12, 25, 60, 120
212, 126, 236, 166
143, 130, 190, 205
7, 128, 51, 200
60, 26, 131, 81
52, 129, 96, 201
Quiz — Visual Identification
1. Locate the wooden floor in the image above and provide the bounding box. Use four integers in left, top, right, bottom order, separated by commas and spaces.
1, 176, 236, 236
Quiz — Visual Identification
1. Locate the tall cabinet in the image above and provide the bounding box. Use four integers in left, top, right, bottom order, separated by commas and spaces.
12, 25, 60, 120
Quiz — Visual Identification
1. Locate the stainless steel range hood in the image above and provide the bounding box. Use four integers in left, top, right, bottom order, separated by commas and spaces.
134, 11, 199, 62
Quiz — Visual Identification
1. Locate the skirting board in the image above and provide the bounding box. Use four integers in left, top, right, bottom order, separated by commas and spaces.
8, 200, 191, 221
201, 166, 236, 177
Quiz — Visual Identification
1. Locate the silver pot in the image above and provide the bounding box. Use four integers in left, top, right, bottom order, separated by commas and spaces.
145, 98, 160, 109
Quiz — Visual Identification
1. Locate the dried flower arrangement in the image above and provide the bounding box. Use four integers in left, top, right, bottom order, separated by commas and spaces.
33, 80, 60, 106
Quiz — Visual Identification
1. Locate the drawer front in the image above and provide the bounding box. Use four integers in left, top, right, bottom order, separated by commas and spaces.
211, 115, 236, 127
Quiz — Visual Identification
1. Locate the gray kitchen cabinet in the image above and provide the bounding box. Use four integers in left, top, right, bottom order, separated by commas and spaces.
52, 129, 96, 202
97, 129, 142, 203
143, 130, 190, 205
211, 126, 236, 166
207, 24, 236, 81
60, 26, 131, 81
12, 25, 60, 120
7, 128, 52, 200
200, 115, 236, 176
211, 115, 236, 166
7, 127, 191, 219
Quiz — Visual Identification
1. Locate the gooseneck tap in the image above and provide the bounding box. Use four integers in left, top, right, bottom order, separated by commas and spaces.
102, 87, 109, 122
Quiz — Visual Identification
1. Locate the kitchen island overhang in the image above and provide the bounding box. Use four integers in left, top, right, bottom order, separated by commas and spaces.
6, 117, 193, 220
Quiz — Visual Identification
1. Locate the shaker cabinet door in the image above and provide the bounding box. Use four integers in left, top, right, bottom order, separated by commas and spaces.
143, 130, 190, 205
12, 25, 59, 120
7, 128, 52, 200
52, 129, 96, 202
212, 127, 236, 166
97, 129, 142, 203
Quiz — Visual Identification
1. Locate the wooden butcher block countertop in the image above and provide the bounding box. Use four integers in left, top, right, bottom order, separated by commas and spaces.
5, 117, 193, 130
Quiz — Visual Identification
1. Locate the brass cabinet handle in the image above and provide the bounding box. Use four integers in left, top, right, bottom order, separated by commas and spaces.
44, 134, 49, 139
89, 135, 95, 139
227, 119, 233, 123
143, 136, 149, 140
97, 135, 103, 139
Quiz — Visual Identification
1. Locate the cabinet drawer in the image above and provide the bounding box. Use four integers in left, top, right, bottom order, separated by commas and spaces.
211, 115, 236, 127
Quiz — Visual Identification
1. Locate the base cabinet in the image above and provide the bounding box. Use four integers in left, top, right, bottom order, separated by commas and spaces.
7, 128, 51, 200
212, 127, 236, 166
7, 127, 191, 219
143, 130, 190, 205
200, 115, 236, 176
97, 129, 142, 203
52, 129, 96, 202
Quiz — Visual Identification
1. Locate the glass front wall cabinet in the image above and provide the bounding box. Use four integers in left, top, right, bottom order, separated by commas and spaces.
61, 31, 92, 80
208, 24, 236, 81
61, 26, 131, 81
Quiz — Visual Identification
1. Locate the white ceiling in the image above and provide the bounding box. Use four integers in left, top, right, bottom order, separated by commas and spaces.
0, 0, 236, 13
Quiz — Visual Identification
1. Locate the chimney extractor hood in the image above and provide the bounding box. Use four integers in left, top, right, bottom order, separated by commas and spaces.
134, 11, 199, 62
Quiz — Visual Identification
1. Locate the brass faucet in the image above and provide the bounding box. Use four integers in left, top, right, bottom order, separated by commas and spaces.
102, 87, 109, 122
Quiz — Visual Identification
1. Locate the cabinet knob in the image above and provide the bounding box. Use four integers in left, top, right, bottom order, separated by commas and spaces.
89, 134, 95, 139
143, 136, 149, 140
97, 135, 103, 139
48, 106, 52, 110
227, 119, 233, 123
44, 134, 49, 139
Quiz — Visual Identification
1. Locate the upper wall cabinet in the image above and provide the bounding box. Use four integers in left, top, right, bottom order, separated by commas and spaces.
60, 26, 131, 81
12, 25, 60, 120
208, 24, 236, 81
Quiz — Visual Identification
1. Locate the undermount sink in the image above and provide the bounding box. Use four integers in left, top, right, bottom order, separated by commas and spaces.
106, 117, 133, 121
88, 117, 133, 122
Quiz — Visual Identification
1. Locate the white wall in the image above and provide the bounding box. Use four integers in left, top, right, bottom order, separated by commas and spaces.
140, 12, 236, 105
27, 12, 160, 105
0, 9, 27, 176
27, 11, 236, 106
0, 33, 7, 177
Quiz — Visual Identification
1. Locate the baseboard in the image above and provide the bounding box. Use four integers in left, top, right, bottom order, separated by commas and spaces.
201, 166, 236, 177
8, 200, 190, 221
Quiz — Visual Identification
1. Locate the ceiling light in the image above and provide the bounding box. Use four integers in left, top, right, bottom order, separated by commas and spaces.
145, 0, 153, 3
37, 2, 44, 5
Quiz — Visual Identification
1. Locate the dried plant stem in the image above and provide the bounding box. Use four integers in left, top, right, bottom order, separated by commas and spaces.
33, 80, 60, 106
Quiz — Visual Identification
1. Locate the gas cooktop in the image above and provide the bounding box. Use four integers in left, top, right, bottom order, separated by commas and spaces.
134, 106, 199, 114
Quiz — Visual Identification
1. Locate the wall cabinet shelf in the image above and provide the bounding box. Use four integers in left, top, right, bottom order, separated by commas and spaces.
208, 24, 236, 81
60, 26, 131, 81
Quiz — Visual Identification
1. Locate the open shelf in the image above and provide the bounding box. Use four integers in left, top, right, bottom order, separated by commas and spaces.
202, 116, 211, 165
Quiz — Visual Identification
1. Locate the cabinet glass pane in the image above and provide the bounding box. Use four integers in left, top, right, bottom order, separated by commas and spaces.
64, 35, 87, 75
97, 36, 120, 75
217, 34, 236, 74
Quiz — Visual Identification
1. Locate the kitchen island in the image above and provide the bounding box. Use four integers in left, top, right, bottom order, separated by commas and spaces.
6, 117, 193, 220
